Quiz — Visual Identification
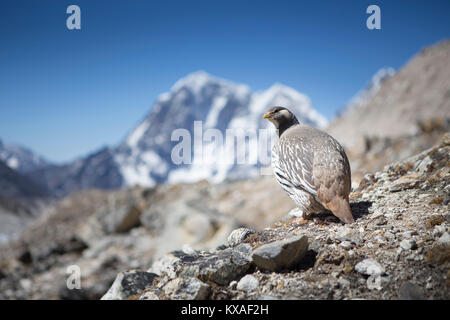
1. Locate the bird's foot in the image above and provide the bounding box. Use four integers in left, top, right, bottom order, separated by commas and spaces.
292, 216, 310, 225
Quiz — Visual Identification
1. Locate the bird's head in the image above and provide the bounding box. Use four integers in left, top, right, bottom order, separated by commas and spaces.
263, 107, 299, 132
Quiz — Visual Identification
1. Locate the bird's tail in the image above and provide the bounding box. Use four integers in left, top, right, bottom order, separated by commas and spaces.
327, 196, 355, 224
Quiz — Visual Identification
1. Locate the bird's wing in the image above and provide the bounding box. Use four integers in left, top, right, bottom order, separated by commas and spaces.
277, 136, 318, 196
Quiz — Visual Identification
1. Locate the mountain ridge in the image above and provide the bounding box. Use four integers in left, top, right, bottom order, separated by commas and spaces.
327, 39, 450, 153
25, 71, 328, 196
0, 139, 49, 174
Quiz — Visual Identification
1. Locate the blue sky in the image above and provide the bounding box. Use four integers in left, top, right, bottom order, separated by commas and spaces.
1, 0, 449, 163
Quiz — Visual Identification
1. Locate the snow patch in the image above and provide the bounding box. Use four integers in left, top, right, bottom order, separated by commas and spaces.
126, 120, 150, 148
6, 157, 19, 169
341, 67, 395, 116
205, 96, 228, 128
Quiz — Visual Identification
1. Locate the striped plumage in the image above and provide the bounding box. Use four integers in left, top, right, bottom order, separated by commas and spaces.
264, 107, 354, 224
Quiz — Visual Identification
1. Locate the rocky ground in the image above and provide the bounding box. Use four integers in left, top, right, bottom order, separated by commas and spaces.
0, 171, 292, 299
346, 117, 449, 185
0, 134, 448, 300
105, 133, 450, 300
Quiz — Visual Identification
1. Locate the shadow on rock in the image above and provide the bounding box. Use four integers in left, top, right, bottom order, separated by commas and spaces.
295, 249, 317, 272
350, 201, 373, 220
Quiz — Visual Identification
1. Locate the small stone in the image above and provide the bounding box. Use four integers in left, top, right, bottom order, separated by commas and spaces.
287, 208, 302, 218
19, 278, 32, 291
139, 291, 160, 300
400, 239, 418, 250
340, 241, 353, 250
228, 280, 237, 289
389, 176, 422, 192
164, 277, 210, 300
251, 235, 309, 272
427, 215, 445, 228
182, 244, 196, 255
338, 278, 350, 288
343, 262, 353, 274
101, 270, 158, 300
375, 216, 388, 226
401, 231, 417, 239
438, 232, 450, 245
336, 227, 360, 245
432, 225, 447, 237
227, 228, 255, 247
216, 244, 228, 251
398, 281, 425, 300
355, 258, 385, 276
367, 275, 390, 291
375, 235, 385, 244
175, 244, 253, 285
416, 156, 434, 174
236, 274, 259, 292
148, 253, 182, 278
101, 204, 142, 234
370, 211, 384, 219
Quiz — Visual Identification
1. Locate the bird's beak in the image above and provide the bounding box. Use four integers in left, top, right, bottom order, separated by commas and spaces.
263, 112, 272, 119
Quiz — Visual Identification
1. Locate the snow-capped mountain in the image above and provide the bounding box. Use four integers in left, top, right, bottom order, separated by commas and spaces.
114, 71, 327, 186
0, 139, 49, 174
338, 67, 395, 116
28, 71, 328, 196
27, 147, 123, 197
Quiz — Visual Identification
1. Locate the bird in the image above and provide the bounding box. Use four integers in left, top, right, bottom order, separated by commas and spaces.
263, 106, 355, 224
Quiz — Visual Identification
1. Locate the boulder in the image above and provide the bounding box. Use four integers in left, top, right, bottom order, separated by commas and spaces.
251, 235, 308, 272
101, 270, 158, 300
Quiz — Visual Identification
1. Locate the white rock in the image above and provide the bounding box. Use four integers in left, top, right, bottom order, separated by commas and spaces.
182, 244, 196, 255
101, 270, 158, 300
338, 278, 350, 288
340, 241, 353, 250
400, 239, 417, 250
236, 274, 259, 292
227, 228, 255, 247
164, 277, 210, 300
19, 278, 32, 291
433, 225, 447, 237
355, 258, 385, 276
228, 280, 238, 289
367, 275, 390, 290
438, 232, 450, 245
147, 253, 180, 278
287, 208, 302, 218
